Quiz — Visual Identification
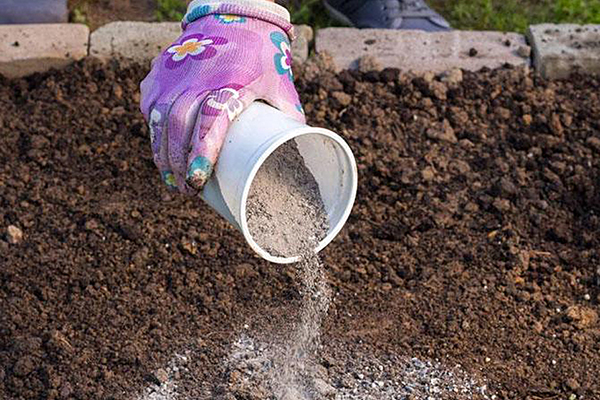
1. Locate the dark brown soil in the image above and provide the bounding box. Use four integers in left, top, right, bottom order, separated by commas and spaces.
1, 59, 599, 400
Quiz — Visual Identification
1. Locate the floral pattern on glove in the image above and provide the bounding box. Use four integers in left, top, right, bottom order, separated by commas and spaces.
148, 103, 170, 154
201, 85, 245, 121
215, 14, 246, 24
270, 31, 293, 81
161, 171, 178, 190
165, 34, 228, 69
148, 108, 162, 146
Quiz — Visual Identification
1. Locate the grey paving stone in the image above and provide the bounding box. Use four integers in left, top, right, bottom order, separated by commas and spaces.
90, 22, 182, 64
315, 28, 530, 73
0, 24, 89, 79
0, 0, 67, 24
90, 22, 312, 65
527, 23, 600, 79
292, 25, 313, 65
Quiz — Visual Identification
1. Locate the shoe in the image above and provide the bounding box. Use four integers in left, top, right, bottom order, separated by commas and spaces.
323, 0, 451, 31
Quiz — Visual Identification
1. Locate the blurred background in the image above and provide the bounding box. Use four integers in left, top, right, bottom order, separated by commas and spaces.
61, 0, 600, 32
0, 0, 595, 31
286, 0, 600, 32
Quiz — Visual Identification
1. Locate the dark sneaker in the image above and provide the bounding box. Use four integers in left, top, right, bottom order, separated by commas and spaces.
323, 0, 451, 31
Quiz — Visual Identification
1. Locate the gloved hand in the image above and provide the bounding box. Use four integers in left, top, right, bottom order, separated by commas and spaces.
140, 0, 304, 193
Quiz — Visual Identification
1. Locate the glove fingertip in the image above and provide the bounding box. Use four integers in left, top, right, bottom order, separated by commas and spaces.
186, 156, 214, 191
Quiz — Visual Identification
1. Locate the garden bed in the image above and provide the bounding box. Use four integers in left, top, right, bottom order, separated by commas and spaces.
1, 60, 599, 399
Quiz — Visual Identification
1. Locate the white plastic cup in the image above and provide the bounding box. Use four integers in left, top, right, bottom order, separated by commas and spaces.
200, 102, 358, 264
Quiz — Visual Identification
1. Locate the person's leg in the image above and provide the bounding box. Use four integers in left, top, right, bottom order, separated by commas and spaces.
323, 0, 450, 31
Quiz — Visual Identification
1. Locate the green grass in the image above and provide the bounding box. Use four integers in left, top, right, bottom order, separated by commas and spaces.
291, 0, 600, 32
70, 6, 88, 25
553, 0, 600, 22
155, 0, 187, 22
288, 0, 338, 29
436, 0, 600, 33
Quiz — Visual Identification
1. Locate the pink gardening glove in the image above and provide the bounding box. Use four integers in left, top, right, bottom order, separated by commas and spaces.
140, 0, 304, 193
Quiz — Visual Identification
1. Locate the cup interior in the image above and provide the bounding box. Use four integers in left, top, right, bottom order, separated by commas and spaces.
239, 128, 357, 264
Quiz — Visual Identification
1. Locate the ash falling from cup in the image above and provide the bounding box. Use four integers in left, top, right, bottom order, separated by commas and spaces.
246, 139, 331, 399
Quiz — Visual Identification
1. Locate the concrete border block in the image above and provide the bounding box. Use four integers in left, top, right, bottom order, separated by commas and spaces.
527, 23, 600, 79
0, 24, 89, 79
315, 28, 530, 73
292, 25, 313, 65
90, 21, 182, 64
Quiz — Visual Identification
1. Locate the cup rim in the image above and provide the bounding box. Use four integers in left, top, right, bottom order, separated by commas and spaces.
238, 126, 357, 264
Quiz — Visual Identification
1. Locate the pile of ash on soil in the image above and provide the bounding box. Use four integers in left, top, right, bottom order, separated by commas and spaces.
1, 59, 600, 400
216, 336, 491, 400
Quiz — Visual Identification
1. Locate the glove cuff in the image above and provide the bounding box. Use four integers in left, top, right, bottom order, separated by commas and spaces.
183, 0, 294, 40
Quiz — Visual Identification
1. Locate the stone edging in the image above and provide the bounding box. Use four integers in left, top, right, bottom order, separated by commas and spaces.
0, 23, 89, 78
0, 22, 599, 79
316, 28, 531, 74
527, 23, 600, 80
